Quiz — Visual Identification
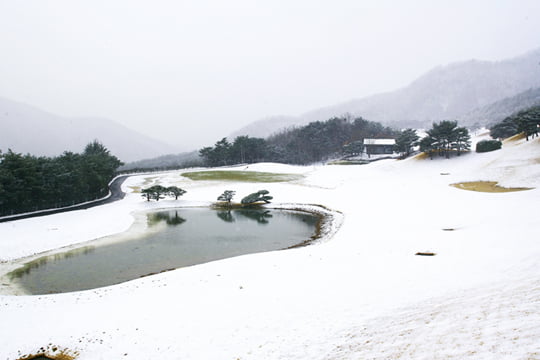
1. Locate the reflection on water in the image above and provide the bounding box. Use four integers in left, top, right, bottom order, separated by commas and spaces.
9, 208, 319, 295
217, 210, 235, 223
148, 210, 186, 226
216, 209, 273, 224
9, 246, 95, 279
235, 209, 273, 224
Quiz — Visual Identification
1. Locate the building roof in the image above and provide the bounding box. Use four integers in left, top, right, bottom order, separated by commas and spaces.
363, 138, 396, 145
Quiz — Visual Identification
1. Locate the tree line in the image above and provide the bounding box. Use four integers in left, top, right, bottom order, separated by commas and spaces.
490, 105, 540, 141
0, 141, 122, 217
199, 117, 397, 166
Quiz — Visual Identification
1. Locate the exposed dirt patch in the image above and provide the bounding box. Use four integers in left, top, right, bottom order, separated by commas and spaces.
16, 345, 78, 360
503, 132, 526, 143
142, 176, 158, 186
412, 152, 429, 160
451, 181, 533, 193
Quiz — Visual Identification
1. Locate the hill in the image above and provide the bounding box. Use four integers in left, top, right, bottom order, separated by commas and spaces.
233, 47, 540, 136
457, 87, 540, 127
119, 151, 202, 172
0, 97, 179, 162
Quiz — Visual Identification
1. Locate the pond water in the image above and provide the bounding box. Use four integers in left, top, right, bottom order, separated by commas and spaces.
8, 208, 319, 295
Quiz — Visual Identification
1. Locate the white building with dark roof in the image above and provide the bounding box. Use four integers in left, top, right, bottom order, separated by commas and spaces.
363, 138, 396, 155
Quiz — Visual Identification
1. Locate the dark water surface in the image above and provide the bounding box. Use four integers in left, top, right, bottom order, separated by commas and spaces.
10, 208, 318, 294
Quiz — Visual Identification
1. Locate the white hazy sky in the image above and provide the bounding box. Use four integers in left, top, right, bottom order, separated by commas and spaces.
1, 0, 540, 151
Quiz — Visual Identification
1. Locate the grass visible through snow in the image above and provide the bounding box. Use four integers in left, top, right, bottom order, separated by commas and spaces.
327, 160, 369, 165
451, 181, 533, 193
181, 170, 303, 183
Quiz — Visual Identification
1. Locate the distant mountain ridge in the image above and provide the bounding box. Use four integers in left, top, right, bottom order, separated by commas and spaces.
0, 97, 179, 162
119, 151, 202, 171
232, 47, 540, 137
457, 87, 540, 127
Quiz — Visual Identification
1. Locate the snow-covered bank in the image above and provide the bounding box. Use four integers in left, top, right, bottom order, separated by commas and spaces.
1, 138, 539, 359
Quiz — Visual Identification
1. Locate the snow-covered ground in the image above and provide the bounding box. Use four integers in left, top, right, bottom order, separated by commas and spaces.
1, 136, 539, 359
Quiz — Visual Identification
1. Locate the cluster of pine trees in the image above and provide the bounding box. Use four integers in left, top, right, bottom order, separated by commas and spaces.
490, 105, 540, 141
199, 117, 397, 166
418, 120, 471, 159
0, 141, 122, 216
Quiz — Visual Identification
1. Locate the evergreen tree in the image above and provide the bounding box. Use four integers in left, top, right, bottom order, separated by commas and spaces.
418, 136, 436, 159
489, 105, 540, 141
514, 105, 540, 141
342, 141, 364, 157
431, 120, 457, 158
394, 128, 419, 158
489, 117, 518, 139
82, 140, 123, 199
231, 136, 267, 164
141, 185, 168, 201
199, 138, 233, 166
420, 121, 471, 159
217, 190, 235, 205
452, 126, 471, 156
0, 142, 122, 216
241, 190, 273, 204
166, 186, 187, 200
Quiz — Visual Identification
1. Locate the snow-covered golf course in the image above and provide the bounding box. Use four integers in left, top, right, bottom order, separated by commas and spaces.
1, 134, 539, 359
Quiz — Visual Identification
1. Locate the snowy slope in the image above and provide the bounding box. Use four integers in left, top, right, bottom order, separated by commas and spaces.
0, 136, 539, 359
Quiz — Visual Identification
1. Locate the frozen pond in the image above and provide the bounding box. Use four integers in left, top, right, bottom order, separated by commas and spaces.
8, 207, 319, 295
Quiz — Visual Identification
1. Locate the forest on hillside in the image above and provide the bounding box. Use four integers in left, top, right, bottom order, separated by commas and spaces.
199, 117, 397, 166
489, 105, 540, 141
0, 141, 122, 217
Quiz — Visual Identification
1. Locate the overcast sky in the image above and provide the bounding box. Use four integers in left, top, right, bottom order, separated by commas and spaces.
1, 0, 540, 151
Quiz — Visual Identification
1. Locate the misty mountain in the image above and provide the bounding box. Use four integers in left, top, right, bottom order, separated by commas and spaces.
119, 151, 202, 172
229, 115, 299, 139
457, 87, 540, 127
0, 97, 179, 162
233, 47, 540, 136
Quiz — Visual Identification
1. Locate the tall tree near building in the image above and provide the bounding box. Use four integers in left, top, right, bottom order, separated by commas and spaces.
394, 128, 419, 158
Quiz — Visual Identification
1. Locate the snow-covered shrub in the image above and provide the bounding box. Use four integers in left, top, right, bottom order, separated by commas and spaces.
241, 190, 273, 204
476, 140, 502, 153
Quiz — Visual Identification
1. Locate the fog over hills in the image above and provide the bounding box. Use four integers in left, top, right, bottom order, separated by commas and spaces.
457, 87, 540, 127
232, 47, 540, 137
3, 47, 539, 163
0, 97, 179, 162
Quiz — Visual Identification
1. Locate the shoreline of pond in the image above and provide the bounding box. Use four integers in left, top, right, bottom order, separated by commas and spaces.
0, 204, 343, 296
